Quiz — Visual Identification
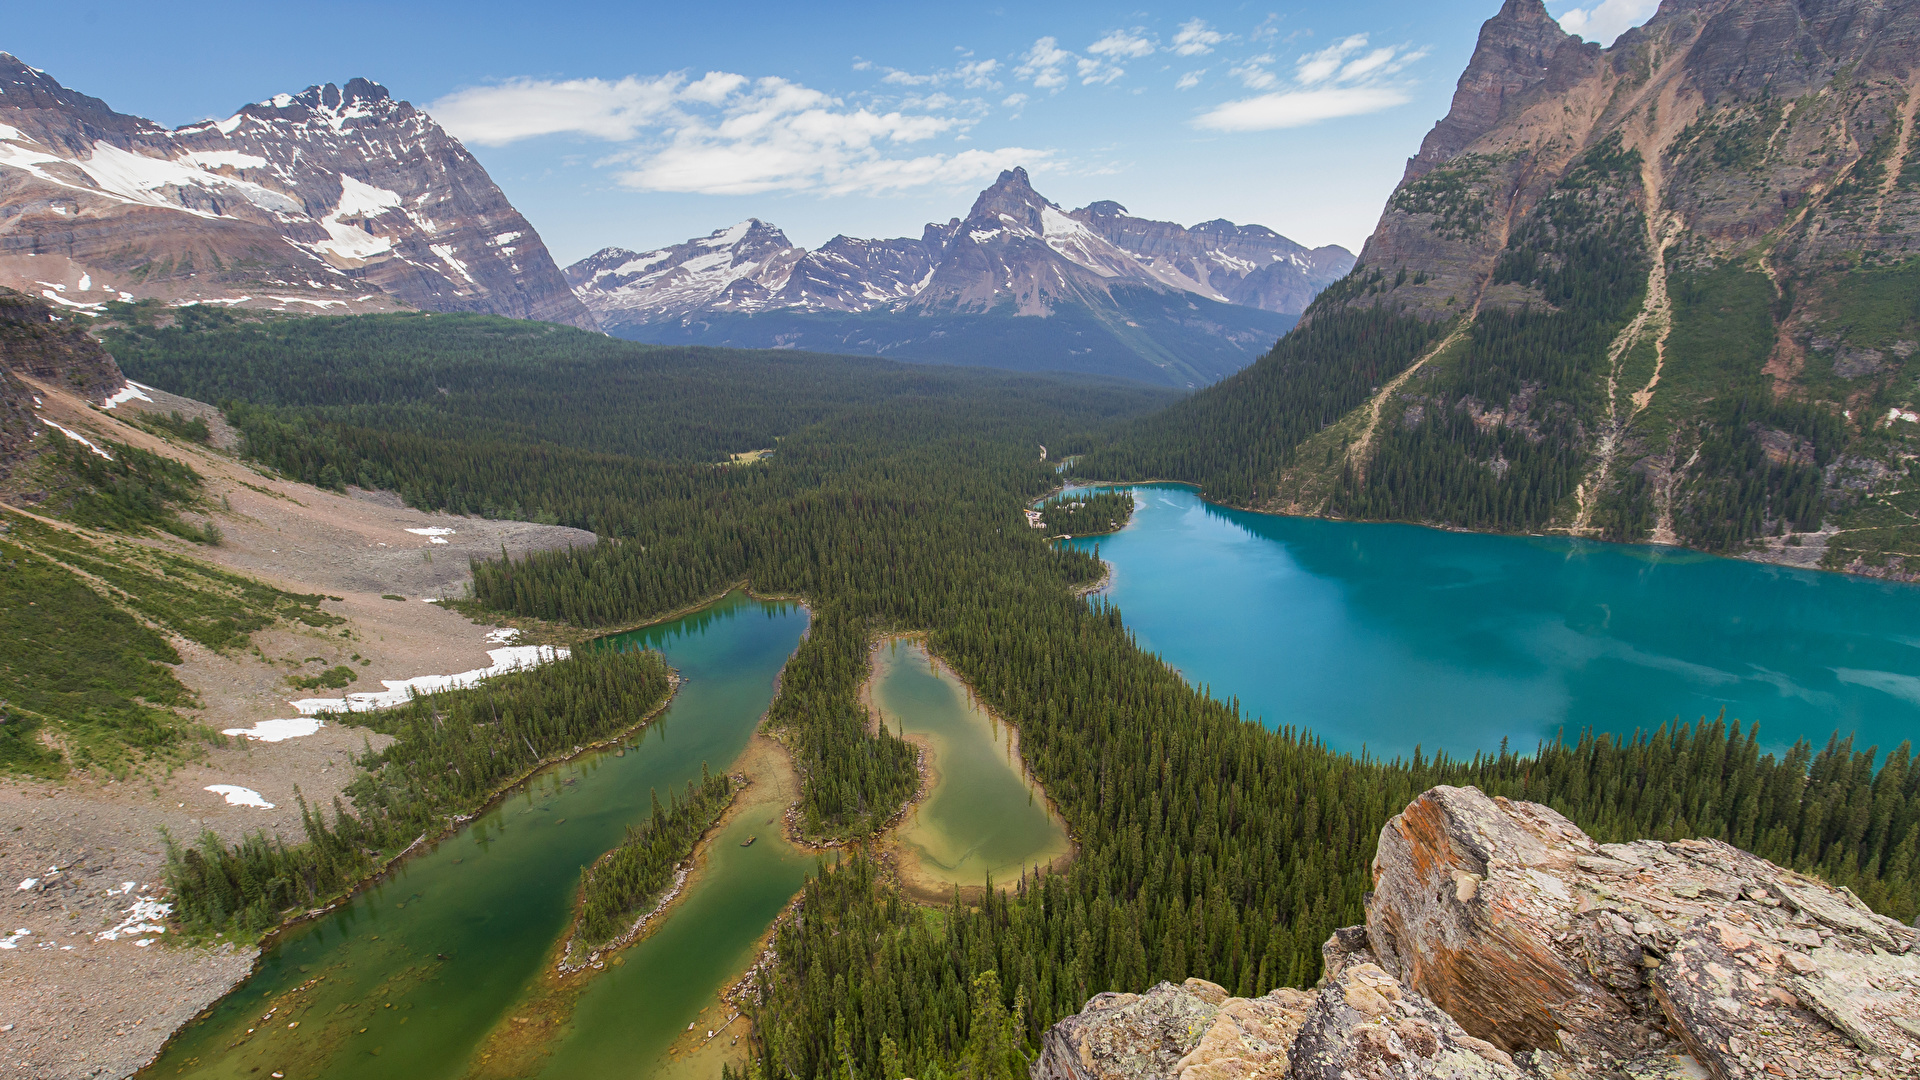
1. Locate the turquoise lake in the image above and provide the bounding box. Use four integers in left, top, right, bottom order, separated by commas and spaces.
1064, 484, 1920, 763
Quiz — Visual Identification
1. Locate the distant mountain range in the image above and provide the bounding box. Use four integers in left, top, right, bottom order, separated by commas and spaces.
0, 52, 1351, 386
0, 54, 593, 328
569, 168, 1353, 387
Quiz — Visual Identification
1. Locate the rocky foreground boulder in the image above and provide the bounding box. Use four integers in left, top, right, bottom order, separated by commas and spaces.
1034, 786, 1919, 1080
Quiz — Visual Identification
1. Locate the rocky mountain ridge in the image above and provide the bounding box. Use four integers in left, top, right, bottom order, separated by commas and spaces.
567, 169, 1346, 386
1076, 0, 1920, 576
1035, 785, 1920, 1080
0, 54, 594, 329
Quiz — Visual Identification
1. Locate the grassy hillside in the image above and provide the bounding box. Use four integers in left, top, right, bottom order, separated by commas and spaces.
0, 514, 338, 777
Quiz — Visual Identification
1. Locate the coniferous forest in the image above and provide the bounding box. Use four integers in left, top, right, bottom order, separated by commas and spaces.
116, 314, 1920, 1080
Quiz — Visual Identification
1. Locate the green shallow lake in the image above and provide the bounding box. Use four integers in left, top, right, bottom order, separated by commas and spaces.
871, 641, 1070, 889
1065, 484, 1920, 762
142, 592, 808, 1080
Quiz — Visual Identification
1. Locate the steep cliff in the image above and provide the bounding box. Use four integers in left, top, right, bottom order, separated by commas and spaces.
1076, 0, 1920, 577
0, 286, 126, 483
1035, 786, 1920, 1080
0, 54, 595, 329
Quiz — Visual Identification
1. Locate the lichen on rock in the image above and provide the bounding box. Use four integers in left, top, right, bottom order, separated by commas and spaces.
1033, 785, 1920, 1080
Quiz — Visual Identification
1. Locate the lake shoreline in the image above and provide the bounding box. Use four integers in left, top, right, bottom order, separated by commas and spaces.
457, 731, 803, 1080
859, 635, 1077, 905
1060, 483, 1920, 763
131, 667, 685, 1078
1060, 477, 1918, 584
138, 591, 813, 1080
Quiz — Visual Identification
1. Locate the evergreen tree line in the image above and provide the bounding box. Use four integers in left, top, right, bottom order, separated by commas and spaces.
164, 648, 671, 936
106, 310, 1173, 468
748, 721, 1919, 1080
1329, 138, 1651, 533
1069, 300, 1449, 504
576, 764, 735, 949
1037, 491, 1134, 536
1662, 264, 1851, 549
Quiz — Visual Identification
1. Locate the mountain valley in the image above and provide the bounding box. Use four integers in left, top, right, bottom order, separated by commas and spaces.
2, 5, 1919, 1080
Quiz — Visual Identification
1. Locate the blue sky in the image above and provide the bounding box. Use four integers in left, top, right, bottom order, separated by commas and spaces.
7, 0, 1656, 264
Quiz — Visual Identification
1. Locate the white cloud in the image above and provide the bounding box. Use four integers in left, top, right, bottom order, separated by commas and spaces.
1176, 70, 1205, 90
1088, 29, 1156, 60
432, 72, 1041, 198
1193, 32, 1426, 133
1193, 86, 1412, 131
879, 58, 1002, 90
1229, 55, 1280, 90
1292, 35, 1428, 84
1171, 19, 1230, 56
1016, 30, 1156, 91
1002, 92, 1029, 109
1554, 0, 1659, 46
1016, 37, 1074, 90
430, 75, 684, 145
1295, 35, 1369, 84
1077, 57, 1124, 86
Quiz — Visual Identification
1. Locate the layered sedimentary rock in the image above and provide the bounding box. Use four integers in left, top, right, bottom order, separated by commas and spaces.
0, 286, 126, 479
0, 54, 594, 328
1034, 786, 1920, 1080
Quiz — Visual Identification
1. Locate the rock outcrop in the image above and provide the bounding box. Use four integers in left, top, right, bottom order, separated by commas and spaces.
1033, 786, 1920, 1080
0, 286, 122, 401
1034, 979, 1314, 1080
0, 53, 595, 329
0, 286, 127, 481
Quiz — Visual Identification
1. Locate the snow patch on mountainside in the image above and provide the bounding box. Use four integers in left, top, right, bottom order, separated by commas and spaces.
311, 175, 401, 262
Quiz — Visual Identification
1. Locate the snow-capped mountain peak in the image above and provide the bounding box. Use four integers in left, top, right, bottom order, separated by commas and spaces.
0, 55, 593, 327
562, 219, 805, 320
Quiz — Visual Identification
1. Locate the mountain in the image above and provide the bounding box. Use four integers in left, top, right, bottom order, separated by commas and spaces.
567, 169, 1350, 387
0, 54, 594, 329
1075, 0, 1920, 577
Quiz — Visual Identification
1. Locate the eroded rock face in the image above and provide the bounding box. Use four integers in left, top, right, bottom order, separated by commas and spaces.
0, 286, 122, 401
1033, 787, 1920, 1080
0, 54, 594, 328
1034, 979, 1313, 1080
0, 287, 126, 479
1288, 945, 1525, 1080
1365, 786, 1920, 1077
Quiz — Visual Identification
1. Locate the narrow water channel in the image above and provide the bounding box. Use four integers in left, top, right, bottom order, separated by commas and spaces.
142, 592, 808, 1080
870, 641, 1070, 892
